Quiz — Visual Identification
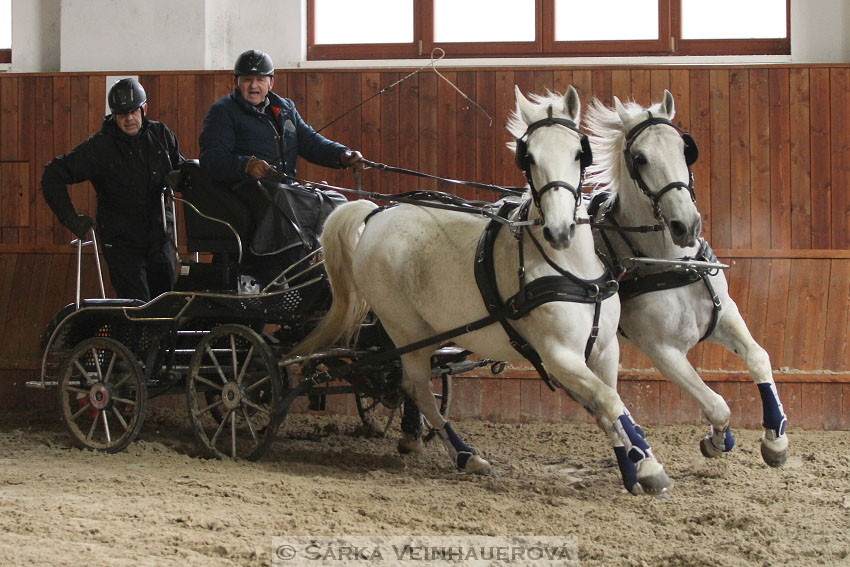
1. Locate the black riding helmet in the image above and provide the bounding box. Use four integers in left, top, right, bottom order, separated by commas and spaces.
234, 49, 274, 77
108, 78, 147, 114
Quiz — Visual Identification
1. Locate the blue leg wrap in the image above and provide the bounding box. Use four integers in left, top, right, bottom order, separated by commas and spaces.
723, 427, 736, 452
613, 446, 638, 493
443, 423, 473, 469
758, 382, 787, 435
617, 415, 651, 463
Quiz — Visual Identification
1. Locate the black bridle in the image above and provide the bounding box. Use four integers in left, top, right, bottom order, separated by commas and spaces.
623, 112, 699, 219
515, 105, 593, 223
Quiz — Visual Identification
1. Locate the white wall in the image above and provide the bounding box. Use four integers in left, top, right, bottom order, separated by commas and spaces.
11, 0, 60, 72
59, 0, 207, 72
7, 0, 850, 73
203, 0, 304, 71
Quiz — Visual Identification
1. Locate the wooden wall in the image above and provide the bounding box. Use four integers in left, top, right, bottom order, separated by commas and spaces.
1, 65, 849, 429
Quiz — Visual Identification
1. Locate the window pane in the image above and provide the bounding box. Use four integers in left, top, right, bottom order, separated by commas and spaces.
434, 0, 535, 43
0, 0, 9, 49
681, 0, 787, 39
314, 0, 413, 45
554, 0, 658, 41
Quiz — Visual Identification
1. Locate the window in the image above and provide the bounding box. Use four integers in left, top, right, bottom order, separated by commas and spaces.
0, 0, 10, 64
307, 0, 789, 60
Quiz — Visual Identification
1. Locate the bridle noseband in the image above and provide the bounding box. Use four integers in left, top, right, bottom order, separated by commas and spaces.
515, 105, 593, 224
623, 111, 699, 219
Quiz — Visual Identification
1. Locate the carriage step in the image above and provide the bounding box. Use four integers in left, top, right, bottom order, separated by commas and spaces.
25, 380, 58, 390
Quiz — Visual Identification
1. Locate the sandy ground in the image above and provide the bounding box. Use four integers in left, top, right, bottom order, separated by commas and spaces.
1, 407, 849, 567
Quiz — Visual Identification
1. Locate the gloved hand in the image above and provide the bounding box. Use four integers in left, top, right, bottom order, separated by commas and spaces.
62, 213, 95, 239
339, 149, 364, 170
245, 155, 274, 179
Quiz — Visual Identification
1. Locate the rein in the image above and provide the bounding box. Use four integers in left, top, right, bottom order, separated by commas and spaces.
270, 171, 548, 228
359, 159, 526, 197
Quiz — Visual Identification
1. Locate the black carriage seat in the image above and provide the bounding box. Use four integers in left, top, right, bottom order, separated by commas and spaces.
166, 160, 256, 291
168, 160, 254, 259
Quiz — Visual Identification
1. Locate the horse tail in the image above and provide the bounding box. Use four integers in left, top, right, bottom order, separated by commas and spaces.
293, 199, 378, 355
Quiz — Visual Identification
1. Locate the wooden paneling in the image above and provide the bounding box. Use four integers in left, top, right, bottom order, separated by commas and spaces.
1, 65, 850, 428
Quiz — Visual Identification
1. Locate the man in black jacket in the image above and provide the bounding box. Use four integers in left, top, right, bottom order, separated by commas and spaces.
42, 78, 185, 302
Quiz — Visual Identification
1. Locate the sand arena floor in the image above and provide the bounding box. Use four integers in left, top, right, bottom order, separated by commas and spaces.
1, 407, 848, 566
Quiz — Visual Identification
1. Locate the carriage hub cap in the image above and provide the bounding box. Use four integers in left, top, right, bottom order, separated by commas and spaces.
88, 383, 111, 410
221, 383, 243, 410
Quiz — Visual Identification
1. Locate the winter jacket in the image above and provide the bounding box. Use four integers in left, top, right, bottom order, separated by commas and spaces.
198, 90, 348, 187
42, 116, 184, 249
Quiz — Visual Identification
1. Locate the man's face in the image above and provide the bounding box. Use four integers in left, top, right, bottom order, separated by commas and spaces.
114, 105, 145, 136
236, 75, 274, 106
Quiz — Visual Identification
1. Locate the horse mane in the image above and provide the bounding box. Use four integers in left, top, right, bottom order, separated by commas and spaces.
506, 89, 574, 149
584, 96, 669, 204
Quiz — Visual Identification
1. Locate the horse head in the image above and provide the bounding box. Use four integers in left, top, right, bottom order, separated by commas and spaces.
610, 90, 702, 248
511, 85, 591, 250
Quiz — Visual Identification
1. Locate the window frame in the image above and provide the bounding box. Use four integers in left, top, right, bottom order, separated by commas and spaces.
306, 0, 790, 60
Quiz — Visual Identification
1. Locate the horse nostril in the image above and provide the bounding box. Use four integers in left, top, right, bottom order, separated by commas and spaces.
543, 227, 553, 242
569, 223, 576, 240
670, 221, 686, 238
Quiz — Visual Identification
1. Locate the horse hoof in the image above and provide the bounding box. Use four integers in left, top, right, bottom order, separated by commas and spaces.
460, 454, 491, 475
760, 435, 788, 468
700, 436, 723, 459
397, 435, 423, 455
635, 459, 673, 496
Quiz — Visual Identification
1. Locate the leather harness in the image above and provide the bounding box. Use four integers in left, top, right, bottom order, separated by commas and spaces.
589, 192, 722, 342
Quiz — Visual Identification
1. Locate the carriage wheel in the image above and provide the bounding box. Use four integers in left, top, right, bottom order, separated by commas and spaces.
186, 324, 283, 461
57, 337, 147, 453
355, 374, 452, 442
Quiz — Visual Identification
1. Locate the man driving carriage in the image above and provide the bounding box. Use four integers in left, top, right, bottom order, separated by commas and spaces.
198, 49, 364, 287
42, 78, 186, 302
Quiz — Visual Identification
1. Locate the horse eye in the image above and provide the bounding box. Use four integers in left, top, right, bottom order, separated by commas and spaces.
634, 154, 648, 166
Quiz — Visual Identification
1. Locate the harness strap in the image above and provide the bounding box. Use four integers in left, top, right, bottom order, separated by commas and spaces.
473, 202, 618, 390
617, 237, 722, 342
475, 204, 557, 392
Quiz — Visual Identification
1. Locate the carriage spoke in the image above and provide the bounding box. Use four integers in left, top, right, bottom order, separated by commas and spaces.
112, 372, 134, 389
71, 400, 94, 421
210, 408, 233, 447
244, 374, 270, 393
85, 411, 99, 442
91, 347, 105, 382
102, 352, 117, 384
73, 360, 93, 384
241, 399, 270, 417
230, 335, 238, 381
197, 396, 227, 417
241, 407, 258, 444
230, 411, 237, 458
205, 345, 230, 385
102, 411, 112, 445
111, 396, 137, 406
194, 375, 225, 392
64, 385, 89, 395
112, 406, 129, 431
236, 345, 255, 385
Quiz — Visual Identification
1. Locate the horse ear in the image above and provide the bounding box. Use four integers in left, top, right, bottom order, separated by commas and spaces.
514, 85, 535, 125
563, 85, 580, 123
661, 89, 676, 119
614, 96, 631, 127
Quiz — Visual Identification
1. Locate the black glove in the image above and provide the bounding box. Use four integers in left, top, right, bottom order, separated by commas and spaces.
62, 213, 94, 239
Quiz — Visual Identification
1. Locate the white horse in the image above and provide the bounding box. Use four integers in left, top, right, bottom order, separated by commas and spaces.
296, 86, 673, 496
584, 91, 789, 467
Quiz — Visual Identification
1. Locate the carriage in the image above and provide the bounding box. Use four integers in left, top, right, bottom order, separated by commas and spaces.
26, 159, 500, 460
